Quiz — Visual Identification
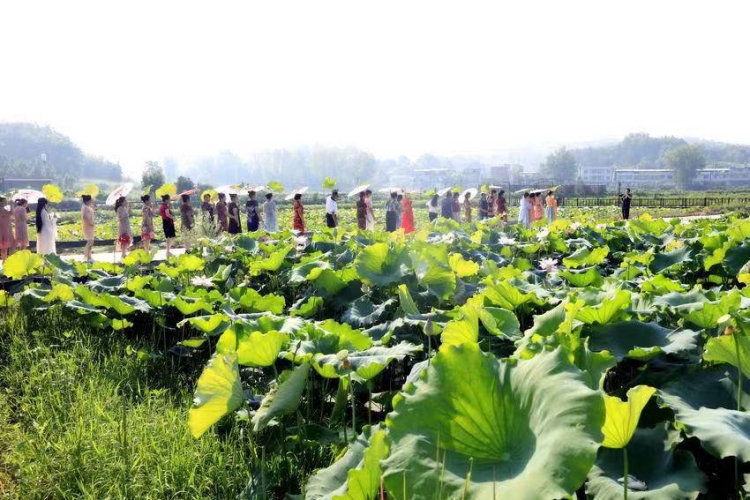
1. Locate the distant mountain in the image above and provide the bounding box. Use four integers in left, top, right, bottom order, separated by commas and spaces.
0, 123, 121, 184
571, 133, 750, 169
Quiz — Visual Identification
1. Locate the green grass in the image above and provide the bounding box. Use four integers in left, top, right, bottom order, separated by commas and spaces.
0, 307, 252, 499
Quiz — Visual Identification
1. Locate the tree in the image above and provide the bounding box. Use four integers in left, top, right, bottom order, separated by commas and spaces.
663, 145, 706, 189
542, 147, 578, 183
142, 161, 165, 191
176, 175, 195, 193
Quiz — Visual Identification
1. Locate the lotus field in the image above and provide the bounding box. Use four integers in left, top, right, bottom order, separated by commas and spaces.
4, 212, 750, 499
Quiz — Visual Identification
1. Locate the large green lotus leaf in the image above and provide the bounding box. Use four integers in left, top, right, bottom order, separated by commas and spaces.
290, 260, 329, 284
704, 246, 727, 271
479, 306, 522, 340
354, 242, 410, 287
559, 267, 603, 287
314, 342, 421, 381
232, 287, 285, 315
176, 253, 206, 272
233, 325, 288, 367
524, 302, 567, 338
135, 288, 176, 307
188, 353, 245, 438
177, 314, 229, 334
587, 321, 700, 361
44, 253, 76, 275
250, 245, 292, 275
235, 235, 259, 252
650, 247, 692, 274
411, 252, 457, 300
704, 334, 750, 379
342, 297, 395, 328
677, 290, 740, 327
441, 306, 480, 346
639, 275, 685, 294
122, 248, 152, 267
305, 425, 389, 500
397, 284, 419, 315
307, 267, 347, 295
317, 320, 372, 351
45, 283, 75, 303
482, 278, 540, 311
88, 274, 128, 292
601, 385, 656, 448
291, 296, 324, 318
575, 289, 631, 325
586, 425, 706, 500
653, 288, 708, 312
172, 295, 213, 315
725, 241, 750, 275
2, 250, 44, 279
252, 363, 310, 432
448, 253, 480, 278
563, 245, 609, 269
382, 344, 605, 500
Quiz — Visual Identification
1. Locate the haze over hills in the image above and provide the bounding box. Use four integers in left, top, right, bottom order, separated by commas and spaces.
2, 122, 750, 190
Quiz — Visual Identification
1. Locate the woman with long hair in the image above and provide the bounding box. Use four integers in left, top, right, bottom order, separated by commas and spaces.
228, 193, 241, 235
545, 191, 558, 223
463, 192, 473, 223
263, 193, 278, 233
81, 194, 96, 263
0, 197, 14, 261
13, 199, 29, 250
180, 194, 195, 250
216, 192, 228, 234
293, 193, 305, 234
428, 194, 439, 222
35, 197, 57, 255
160, 194, 176, 258
497, 189, 508, 222
402, 192, 415, 234
385, 192, 399, 232
141, 194, 154, 253
356, 192, 367, 230
115, 196, 131, 259
532, 193, 543, 222
246, 190, 260, 232
364, 189, 375, 230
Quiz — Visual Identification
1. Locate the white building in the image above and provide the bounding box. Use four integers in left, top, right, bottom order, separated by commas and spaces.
579, 164, 616, 186
613, 166, 750, 188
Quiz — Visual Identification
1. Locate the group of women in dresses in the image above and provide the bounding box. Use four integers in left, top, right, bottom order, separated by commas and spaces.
518, 191, 558, 229
210, 190, 288, 236
357, 190, 415, 234
0, 196, 51, 261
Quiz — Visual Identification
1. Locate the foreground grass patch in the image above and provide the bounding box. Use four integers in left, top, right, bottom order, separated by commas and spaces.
0, 310, 252, 499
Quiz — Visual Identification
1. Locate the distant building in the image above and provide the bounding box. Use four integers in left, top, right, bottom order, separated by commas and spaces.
0, 177, 52, 191
613, 165, 750, 188
579, 164, 616, 186
412, 169, 451, 189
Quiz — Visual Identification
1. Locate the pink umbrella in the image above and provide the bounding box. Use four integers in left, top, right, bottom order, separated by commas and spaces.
11, 189, 46, 204
105, 183, 134, 206
285, 186, 308, 201
173, 188, 199, 200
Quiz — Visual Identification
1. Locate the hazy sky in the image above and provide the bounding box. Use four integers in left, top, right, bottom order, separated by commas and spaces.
1, 1, 749, 175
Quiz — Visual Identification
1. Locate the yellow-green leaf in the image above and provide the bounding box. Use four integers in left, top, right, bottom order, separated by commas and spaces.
601, 385, 656, 448
188, 354, 244, 438
2, 250, 44, 279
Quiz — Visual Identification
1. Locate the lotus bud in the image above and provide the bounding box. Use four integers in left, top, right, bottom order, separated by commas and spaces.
423, 317, 434, 337
336, 349, 351, 369
361, 283, 370, 294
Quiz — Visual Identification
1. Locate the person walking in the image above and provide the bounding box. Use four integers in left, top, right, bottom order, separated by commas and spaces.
160, 194, 177, 258
478, 192, 488, 220
364, 189, 375, 230
497, 190, 507, 222
385, 192, 399, 232
35, 198, 57, 255
440, 193, 453, 219
545, 191, 558, 223
487, 190, 496, 219
326, 190, 339, 237
620, 188, 632, 220
246, 190, 261, 232
263, 193, 278, 232
396, 194, 404, 228
0, 197, 14, 261
428, 194, 439, 222
201, 193, 215, 229
402, 192, 415, 234
216, 193, 228, 234
180, 194, 195, 250
532, 193, 544, 222
81, 194, 95, 263
228, 194, 241, 235
293, 193, 305, 234
518, 193, 531, 229
13, 199, 28, 250
451, 192, 461, 222
463, 192, 473, 223
356, 192, 367, 230
115, 196, 132, 259
141, 194, 155, 253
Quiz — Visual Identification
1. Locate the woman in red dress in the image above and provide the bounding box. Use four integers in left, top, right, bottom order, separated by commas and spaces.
293, 193, 305, 233
401, 193, 415, 234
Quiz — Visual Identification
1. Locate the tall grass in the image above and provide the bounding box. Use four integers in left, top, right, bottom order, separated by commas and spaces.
0, 307, 252, 499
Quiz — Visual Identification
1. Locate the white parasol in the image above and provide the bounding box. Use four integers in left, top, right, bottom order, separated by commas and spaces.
11, 189, 46, 204
285, 186, 309, 201
347, 184, 370, 197
436, 187, 454, 197
461, 188, 478, 199
216, 185, 242, 196
105, 183, 134, 206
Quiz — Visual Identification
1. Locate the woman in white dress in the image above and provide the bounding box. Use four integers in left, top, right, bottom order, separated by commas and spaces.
262, 193, 278, 233
518, 193, 531, 229
35, 197, 57, 255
